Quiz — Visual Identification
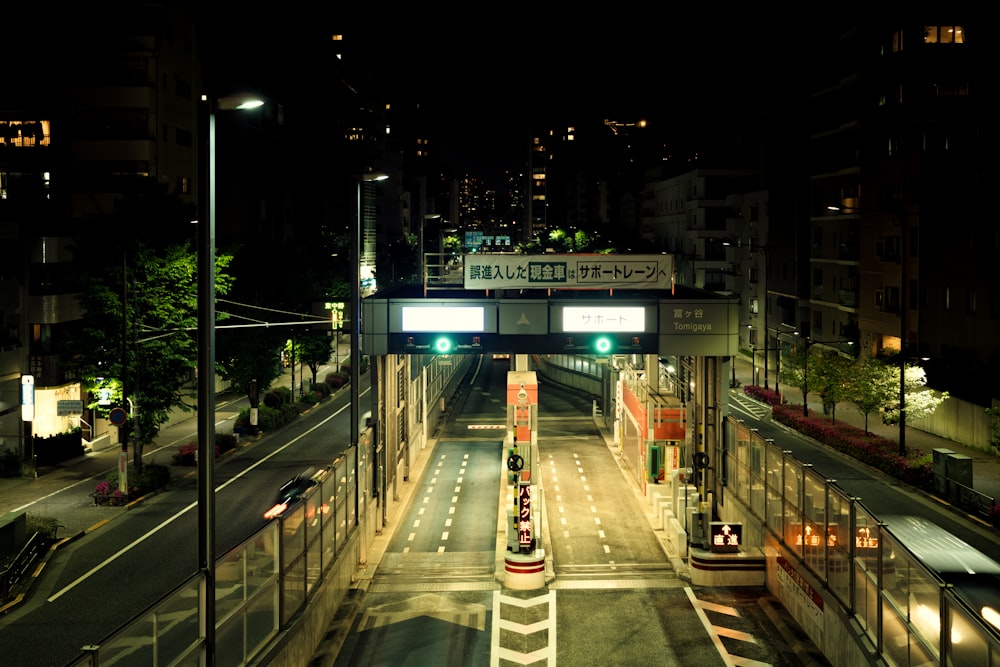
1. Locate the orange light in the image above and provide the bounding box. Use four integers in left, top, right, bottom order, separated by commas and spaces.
263, 503, 288, 520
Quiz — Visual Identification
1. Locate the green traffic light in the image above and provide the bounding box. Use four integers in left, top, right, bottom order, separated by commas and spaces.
594, 336, 613, 353
434, 337, 453, 353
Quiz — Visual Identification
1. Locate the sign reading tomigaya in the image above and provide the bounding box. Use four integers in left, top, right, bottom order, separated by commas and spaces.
464, 254, 673, 290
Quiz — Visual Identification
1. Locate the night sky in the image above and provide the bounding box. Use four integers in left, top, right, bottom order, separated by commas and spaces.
210, 9, 792, 176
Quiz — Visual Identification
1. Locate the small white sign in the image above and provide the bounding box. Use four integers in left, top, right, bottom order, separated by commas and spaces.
21, 375, 34, 422
561, 306, 646, 332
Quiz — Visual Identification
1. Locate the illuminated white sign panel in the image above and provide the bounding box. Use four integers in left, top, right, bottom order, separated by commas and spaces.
562, 306, 645, 332
401, 306, 485, 332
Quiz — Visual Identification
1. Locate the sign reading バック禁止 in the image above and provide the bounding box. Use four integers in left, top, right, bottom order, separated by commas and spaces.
464, 254, 673, 290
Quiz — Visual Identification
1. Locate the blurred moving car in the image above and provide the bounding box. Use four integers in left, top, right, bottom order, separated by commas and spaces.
492, 353, 510, 360
263, 467, 319, 519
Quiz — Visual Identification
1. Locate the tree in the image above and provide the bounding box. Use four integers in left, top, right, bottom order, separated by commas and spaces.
779, 344, 809, 408
74, 241, 234, 472
987, 407, 1000, 456
297, 329, 335, 386
842, 357, 896, 432
810, 350, 854, 423
880, 363, 950, 425
216, 326, 285, 403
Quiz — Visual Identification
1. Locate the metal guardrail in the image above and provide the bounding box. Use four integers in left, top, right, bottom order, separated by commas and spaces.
1, 532, 45, 602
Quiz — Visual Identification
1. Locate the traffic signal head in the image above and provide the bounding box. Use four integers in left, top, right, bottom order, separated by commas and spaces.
432, 336, 454, 354
592, 336, 614, 354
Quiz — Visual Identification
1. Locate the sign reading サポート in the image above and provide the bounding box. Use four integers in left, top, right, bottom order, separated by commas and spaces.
464, 254, 672, 290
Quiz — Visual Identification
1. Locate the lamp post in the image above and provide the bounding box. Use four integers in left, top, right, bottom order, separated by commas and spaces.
828, 204, 909, 455
726, 238, 771, 389
420, 213, 440, 293
199, 92, 262, 664
354, 172, 387, 531
773, 324, 797, 402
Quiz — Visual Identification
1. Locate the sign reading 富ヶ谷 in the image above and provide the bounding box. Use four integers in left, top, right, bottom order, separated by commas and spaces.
464, 254, 673, 290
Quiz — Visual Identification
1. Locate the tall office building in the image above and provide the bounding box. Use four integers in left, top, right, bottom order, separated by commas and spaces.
808, 17, 994, 404
0, 5, 202, 454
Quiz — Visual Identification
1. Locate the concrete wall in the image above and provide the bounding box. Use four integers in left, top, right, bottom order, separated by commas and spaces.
913, 392, 992, 452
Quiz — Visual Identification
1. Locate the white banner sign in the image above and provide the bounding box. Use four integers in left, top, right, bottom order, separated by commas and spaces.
464, 254, 673, 290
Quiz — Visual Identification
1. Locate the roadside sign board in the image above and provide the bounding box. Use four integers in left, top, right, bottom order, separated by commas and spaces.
21, 375, 34, 422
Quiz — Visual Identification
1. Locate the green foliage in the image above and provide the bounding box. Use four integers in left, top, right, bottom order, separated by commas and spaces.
514, 227, 617, 254
263, 386, 292, 408
880, 363, 950, 425
986, 407, 1000, 453
842, 357, 896, 431
297, 330, 334, 386
217, 327, 285, 401
325, 372, 349, 389
71, 194, 235, 471
92, 462, 171, 504
26, 513, 63, 540
776, 349, 949, 434
340, 356, 369, 375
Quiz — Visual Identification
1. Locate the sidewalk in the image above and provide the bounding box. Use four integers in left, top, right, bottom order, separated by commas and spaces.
731, 353, 1000, 515
0, 351, 346, 542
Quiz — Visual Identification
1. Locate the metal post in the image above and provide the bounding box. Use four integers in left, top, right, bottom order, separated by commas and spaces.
198, 99, 217, 664
119, 248, 129, 493
899, 220, 907, 456
352, 179, 361, 527
802, 340, 809, 417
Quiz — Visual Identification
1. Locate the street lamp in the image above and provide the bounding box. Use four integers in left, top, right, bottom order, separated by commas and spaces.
199, 91, 263, 663
773, 323, 797, 402
828, 203, 910, 455
420, 213, 440, 293
725, 238, 771, 389
353, 171, 388, 531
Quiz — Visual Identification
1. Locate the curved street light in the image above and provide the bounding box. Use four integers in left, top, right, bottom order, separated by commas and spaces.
353, 171, 388, 536
198, 91, 265, 663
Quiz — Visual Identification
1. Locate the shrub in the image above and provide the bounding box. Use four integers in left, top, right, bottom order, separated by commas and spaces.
26, 513, 63, 540
262, 386, 291, 408
744, 385, 782, 406
216, 433, 238, 454
310, 382, 331, 399
92, 462, 171, 505
173, 442, 199, 466
340, 356, 369, 375
325, 372, 348, 390
772, 403, 932, 488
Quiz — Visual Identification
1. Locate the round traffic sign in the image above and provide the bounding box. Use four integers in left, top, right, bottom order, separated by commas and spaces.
507, 454, 524, 472
109, 407, 127, 426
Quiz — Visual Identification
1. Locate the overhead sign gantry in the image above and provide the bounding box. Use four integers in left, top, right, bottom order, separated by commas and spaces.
362, 254, 739, 358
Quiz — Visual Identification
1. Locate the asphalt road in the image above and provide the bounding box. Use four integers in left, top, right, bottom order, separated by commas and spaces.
325, 358, 827, 666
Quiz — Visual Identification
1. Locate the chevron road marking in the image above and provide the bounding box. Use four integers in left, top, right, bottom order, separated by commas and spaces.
686, 587, 772, 667
491, 590, 557, 666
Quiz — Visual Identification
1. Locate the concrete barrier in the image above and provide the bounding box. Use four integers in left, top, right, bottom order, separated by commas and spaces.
504, 550, 546, 590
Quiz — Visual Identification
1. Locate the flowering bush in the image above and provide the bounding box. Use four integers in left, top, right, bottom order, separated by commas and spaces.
744, 385, 783, 406
91, 463, 170, 506
772, 403, 934, 490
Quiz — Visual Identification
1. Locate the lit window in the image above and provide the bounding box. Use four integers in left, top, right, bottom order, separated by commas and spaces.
924, 25, 965, 44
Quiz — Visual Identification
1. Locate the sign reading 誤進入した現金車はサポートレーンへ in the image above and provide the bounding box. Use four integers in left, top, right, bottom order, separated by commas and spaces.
464, 254, 673, 290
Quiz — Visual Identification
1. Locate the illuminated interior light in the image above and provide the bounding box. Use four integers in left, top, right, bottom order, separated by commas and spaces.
983, 606, 1000, 632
